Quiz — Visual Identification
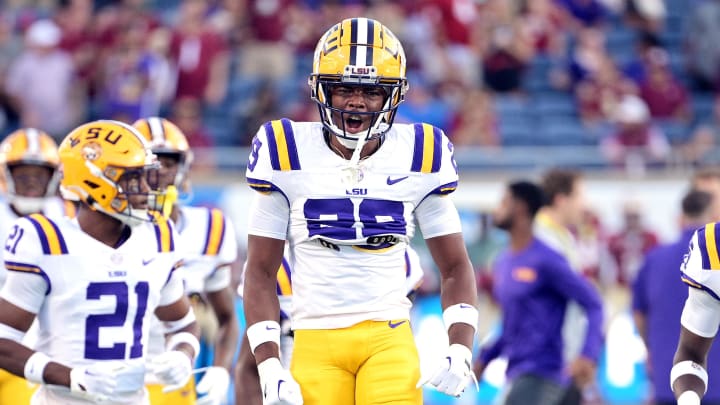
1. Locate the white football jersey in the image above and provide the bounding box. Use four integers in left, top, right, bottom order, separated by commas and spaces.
0, 214, 183, 404
681, 223, 720, 299
246, 119, 457, 329
146, 205, 237, 361
0, 196, 71, 288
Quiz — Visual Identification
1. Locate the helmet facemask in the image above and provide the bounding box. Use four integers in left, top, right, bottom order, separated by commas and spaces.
309, 18, 409, 151
310, 71, 407, 149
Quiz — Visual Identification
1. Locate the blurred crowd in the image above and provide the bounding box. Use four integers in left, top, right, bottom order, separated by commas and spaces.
1, 0, 720, 171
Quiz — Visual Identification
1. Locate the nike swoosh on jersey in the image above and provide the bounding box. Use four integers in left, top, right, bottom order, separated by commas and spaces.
388, 320, 407, 329
386, 176, 409, 185
459, 304, 473, 309
142, 257, 156, 266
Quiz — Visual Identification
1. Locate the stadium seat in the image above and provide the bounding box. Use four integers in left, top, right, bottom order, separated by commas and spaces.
539, 117, 594, 146
655, 120, 690, 145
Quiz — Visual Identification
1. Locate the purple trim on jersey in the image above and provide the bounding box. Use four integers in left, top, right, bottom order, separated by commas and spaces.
152, 222, 174, 252
416, 181, 459, 208
26, 215, 68, 255
263, 120, 301, 171
264, 121, 282, 170
281, 118, 301, 170
276, 257, 292, 296
247, 178, 280, 193
163, 261, 182, 287
404, 250, 411, 277
5, 261, 51, 295
430, 125, 442, 172
680, 271, 720, 301
410, 124, 442, 173
246, 177, 290, 206
202, 210, 226, 256
696, 226, 712, 270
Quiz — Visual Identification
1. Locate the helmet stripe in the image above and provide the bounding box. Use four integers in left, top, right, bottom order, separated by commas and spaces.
365, 19, 375, 66
355, 18, 368, 67
148, 117, 166, 144
349, 18, 358, 65
25, 128, 40, 155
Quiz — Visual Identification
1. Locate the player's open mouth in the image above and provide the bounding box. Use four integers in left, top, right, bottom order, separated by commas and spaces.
345, 115, 364, 131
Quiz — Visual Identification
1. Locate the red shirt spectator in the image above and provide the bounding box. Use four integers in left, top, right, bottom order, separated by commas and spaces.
607, 201, 659, 285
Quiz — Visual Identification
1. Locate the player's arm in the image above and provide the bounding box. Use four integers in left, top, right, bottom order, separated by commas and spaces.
672, 287, 720, 404
234, 334, 263, 405
0, 297, 72, 386
152, 264, 200, 390
546, 253, 603, 386
205, 216, 241, 372
416, 193, 479, 397
206, 283, 239, 370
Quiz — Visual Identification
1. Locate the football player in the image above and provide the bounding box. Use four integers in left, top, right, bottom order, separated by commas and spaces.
0, 120, 200, 404
671, 221, 720, 405
243, 17, 478, 405
235, 247, 425, 404
0, 128, 73, 403
133, 117, 239, 405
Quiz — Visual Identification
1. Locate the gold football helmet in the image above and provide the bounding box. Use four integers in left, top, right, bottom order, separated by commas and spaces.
0, 128, 61, 214
132, 117, 193, 191
309, 18, 408, 145
58, 120, 164, 226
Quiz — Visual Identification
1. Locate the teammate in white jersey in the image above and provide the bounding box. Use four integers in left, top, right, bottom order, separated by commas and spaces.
134, 117, 239, 405
0, 128, 71, 403
235, 247, 424, 405
243, 17, 478, 405
671, 222, 720, 404
0, 120, 200, 405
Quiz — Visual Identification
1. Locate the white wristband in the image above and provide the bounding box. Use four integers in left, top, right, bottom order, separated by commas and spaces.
677, 390, 701, 405
671, 360, 708, 394
442, 303, 478, 333
247, 320, 281, 355
24, 352, 51, 384
166, 331, 200, 361
163, 308, 196, 334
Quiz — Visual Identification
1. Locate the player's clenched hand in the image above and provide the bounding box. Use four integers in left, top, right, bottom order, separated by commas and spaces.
257, 357, 303, 405
70, 361, 145, 402
150, 350, 193, 393
417, 344, 478, 397
196, 366, 231, 405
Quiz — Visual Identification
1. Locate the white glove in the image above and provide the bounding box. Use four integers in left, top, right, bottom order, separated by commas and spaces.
257, 357, 303, 405
196, 366, 231, 405
149, 350, 193, 393
70, 361, 145, 402
417, 344, 478, 397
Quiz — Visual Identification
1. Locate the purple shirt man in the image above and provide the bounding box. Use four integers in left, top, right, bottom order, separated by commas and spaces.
481, 237, 604, 384
633, 227, 720, 404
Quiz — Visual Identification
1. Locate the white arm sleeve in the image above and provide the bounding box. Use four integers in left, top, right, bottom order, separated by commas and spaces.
0, 271, 46, 314
247, 192, 289, 240
681, 287, 720, 338
415, 194, 462, 239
